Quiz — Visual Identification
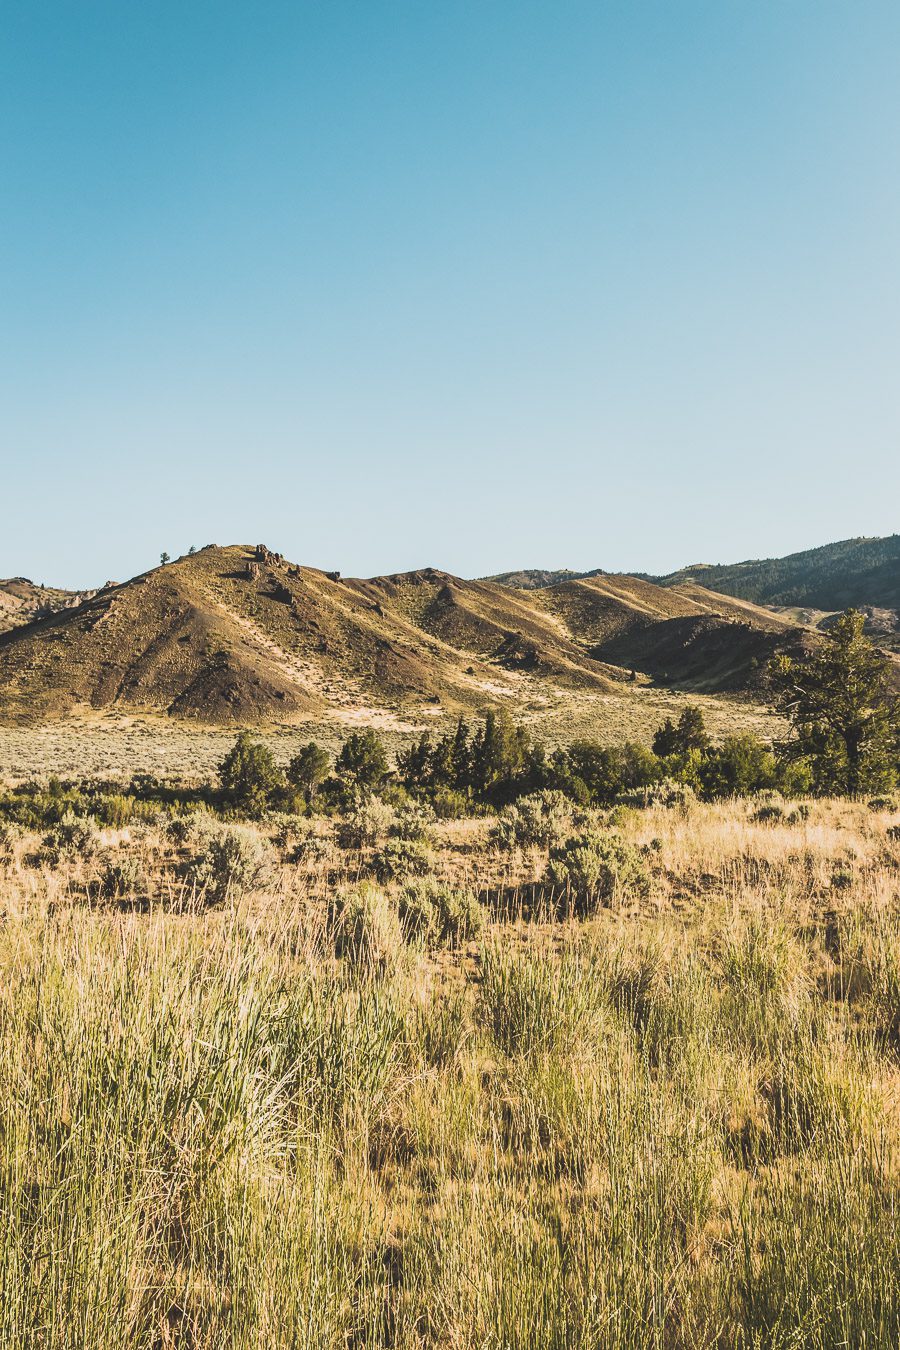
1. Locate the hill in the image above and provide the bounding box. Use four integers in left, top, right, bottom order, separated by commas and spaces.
0, 578, 92, 635
488, 535, 900, 651
0, 545, 811, 726
532, 573, 805, 691
650, 535, 900, 610
482, 567, 603, 590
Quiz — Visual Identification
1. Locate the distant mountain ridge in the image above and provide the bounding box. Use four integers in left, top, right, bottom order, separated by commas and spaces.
649, 535, 900, 609
483, 567, 605, 590
0, 578, 94, 635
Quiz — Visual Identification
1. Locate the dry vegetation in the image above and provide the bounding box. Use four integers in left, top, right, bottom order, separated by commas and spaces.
2, 793, 900, 1346
0, 689, 781, 786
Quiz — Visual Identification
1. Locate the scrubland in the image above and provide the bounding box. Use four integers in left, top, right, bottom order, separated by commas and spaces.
0, 687, 781, 785
1, 796, 900, 1347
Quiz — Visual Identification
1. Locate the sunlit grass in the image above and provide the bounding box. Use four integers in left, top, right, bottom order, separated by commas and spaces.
0, 796, 899, 1345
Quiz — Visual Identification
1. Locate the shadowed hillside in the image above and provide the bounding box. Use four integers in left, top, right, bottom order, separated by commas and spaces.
489, 536, 900, 652
532, 574, 806, 692
0, 545, 812, 725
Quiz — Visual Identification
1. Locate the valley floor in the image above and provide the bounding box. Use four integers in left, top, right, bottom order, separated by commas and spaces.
0, 685, 781, 783
1, 796, 900, 1346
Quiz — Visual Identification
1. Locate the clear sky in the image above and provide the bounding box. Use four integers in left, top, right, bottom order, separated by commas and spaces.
2, 2, 899, 588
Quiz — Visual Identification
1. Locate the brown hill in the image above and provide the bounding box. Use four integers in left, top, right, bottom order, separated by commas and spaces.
527, 574, 804, 692
0, 545, 810, 725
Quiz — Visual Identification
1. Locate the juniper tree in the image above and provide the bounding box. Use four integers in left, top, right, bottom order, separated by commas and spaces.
468, 709, 529, 793
219, 732, 284, 815
652, 706, 710, 758
287, 742, 331, 807
336, 729, 389, 791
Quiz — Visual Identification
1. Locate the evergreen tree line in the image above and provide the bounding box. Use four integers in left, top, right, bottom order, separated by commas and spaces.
218, 611, 900, 815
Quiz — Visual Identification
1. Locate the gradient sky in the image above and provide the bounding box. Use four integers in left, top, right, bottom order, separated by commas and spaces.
2, 2, 899, 588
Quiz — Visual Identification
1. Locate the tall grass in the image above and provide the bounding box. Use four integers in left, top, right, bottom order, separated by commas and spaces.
1, 797, 900, 1345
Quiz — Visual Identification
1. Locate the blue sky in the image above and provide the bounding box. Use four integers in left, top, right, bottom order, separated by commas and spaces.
1, 2, 898, 587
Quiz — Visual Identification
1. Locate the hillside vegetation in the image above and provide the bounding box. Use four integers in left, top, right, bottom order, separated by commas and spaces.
653, 534, 900, 610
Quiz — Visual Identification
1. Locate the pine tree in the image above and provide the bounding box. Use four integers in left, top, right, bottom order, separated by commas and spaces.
772, 610, 898, 795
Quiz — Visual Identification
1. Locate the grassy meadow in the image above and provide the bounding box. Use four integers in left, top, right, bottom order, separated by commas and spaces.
1, 793, 900, 1346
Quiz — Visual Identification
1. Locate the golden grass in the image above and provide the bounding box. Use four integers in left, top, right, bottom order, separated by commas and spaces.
1, 797, 899, 1346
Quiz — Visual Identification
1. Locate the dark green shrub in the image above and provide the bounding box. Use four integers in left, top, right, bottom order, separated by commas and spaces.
371, 838, 433, 883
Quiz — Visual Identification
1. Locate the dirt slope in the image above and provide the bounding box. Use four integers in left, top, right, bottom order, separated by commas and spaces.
0, 545, 810, 724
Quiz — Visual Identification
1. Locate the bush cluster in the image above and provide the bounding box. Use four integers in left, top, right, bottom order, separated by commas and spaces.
545, 829, 650, 914
180, 824, 272, 905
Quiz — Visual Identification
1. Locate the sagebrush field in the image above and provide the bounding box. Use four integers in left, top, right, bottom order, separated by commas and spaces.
2, 793, 900, 1347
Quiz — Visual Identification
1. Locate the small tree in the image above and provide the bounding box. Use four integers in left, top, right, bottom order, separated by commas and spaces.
699, 734, 777, 798
219, 731, 284, 815
160, 552, 170, 566
336, 729, 389, 792
772, 610, 898, 796
287, 742, 331, 807
652, 706, 710, 758
469, 709, 529, 793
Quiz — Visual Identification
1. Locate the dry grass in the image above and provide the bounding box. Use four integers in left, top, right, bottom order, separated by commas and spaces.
2, 796, 900, 1346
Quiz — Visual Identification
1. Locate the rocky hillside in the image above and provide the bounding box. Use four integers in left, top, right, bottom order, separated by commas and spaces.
0, 578, 93, 635
0, 545, 810, 725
